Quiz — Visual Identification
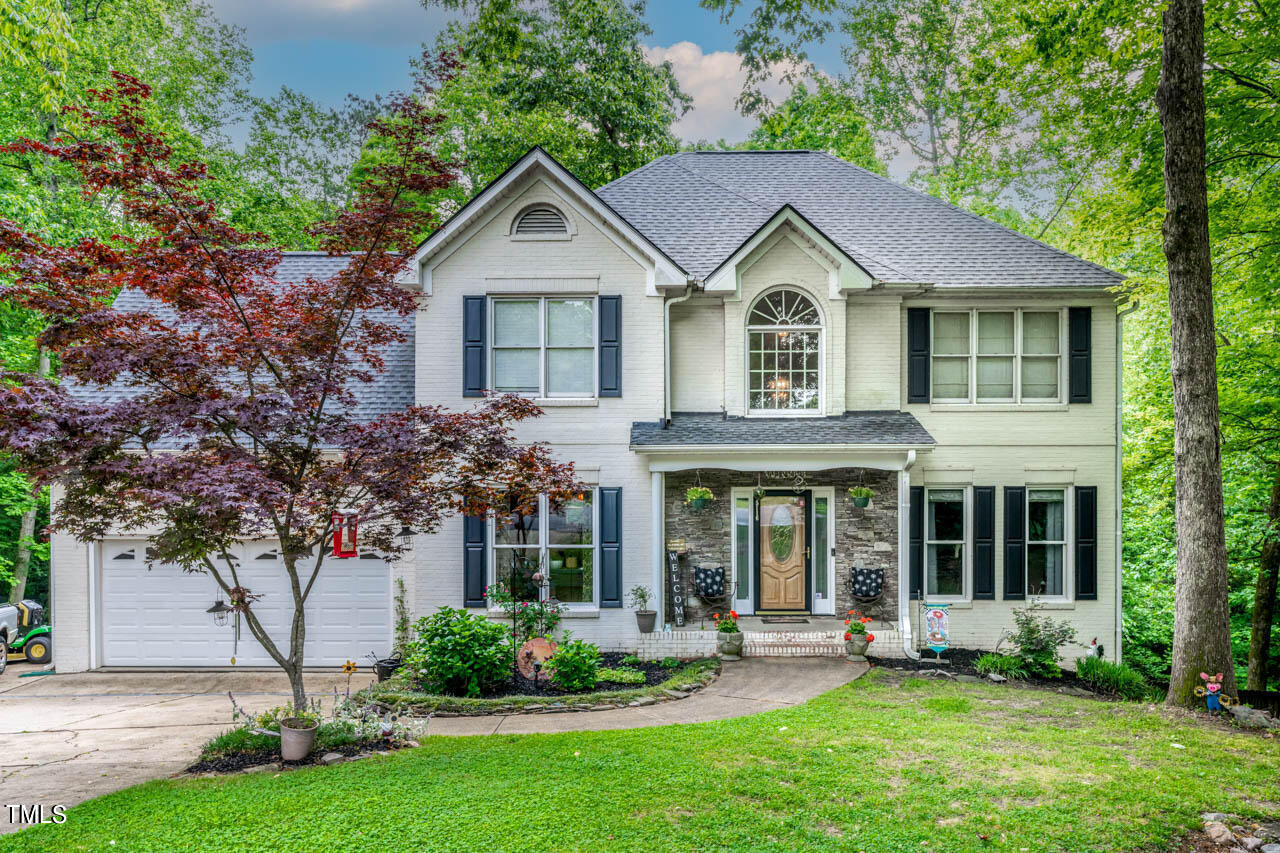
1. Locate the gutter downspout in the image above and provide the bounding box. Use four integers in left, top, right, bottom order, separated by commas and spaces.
1114, 300, 1139, 663
663, 283, 695, 426
898, 449, 921, 660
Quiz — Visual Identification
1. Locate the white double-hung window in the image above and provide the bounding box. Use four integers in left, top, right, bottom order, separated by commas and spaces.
931, 309, 1065, 403
925, 487, 968, 599
1027, 488, 1068, 598
491, 297, 595, 398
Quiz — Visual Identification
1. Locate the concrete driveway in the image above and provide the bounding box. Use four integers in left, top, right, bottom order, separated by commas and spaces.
0, 658, 864, 836
0, 664, 351, 836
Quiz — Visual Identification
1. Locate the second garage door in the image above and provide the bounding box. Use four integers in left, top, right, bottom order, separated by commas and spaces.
100, 540, 392, 667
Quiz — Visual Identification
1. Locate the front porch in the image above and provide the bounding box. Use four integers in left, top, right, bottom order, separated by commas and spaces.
638, 616, 906, 660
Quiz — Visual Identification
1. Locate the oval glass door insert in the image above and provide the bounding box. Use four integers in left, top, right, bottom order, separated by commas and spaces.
768, 504, 795, 561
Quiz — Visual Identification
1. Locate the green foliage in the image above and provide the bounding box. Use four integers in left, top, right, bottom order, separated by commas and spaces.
974, 652, 1028, 680
1075, 656, 1151, 701
404, 608, 511, 697
847, 486, 874, 500
714, 612, 740, 633
598, 667, 645, 685
744, 79, 884, 174
548, 638, 602, 692
393, 578, 411, 656
619, 654, 644, 667
23, 676, 1280, 851
626, 585, 652, 610
1009, 605, 1076, 679
487, 580, 565, 644
660, 656, 680, 669
685, 486, 714, 502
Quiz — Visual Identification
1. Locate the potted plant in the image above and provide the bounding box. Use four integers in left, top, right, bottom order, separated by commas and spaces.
628, 585, 657, 633
848, 486, 874, 508
279, 707, 321, 761
685, 485, 714, 510
714, 610, 744, 660
844, 611, 875, 662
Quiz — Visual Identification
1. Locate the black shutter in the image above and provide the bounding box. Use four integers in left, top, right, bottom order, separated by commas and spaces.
599, 487, 623, 607
909, 485, 923, 599
1075, 485, 1098, 600
1069, 307, 1092, 403
1004, 487, 1026, 600
463, 509, 487, 608
598, 295, 622, 397
973, 486, 996, 600
907, 308, 930, 403
463, 295, 486, 398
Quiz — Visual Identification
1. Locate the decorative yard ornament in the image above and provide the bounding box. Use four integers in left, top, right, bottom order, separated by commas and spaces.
1194, 672, 1238, 715
518, 637, 557, 681
332, 511, 358, 558
923, 604, 951, 661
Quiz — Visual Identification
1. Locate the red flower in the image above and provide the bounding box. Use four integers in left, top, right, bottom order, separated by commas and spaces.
866, 633, 876, 643
843, 631, 852, 641
844, 619, 851, 626
847, 610, 855, 616
730, 610, 738, 619
713, 613, 720, 620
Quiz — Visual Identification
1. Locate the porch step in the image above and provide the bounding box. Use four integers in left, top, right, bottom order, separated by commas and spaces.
743, 630, 846, 657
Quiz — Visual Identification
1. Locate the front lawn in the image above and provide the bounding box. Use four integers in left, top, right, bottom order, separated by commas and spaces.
8, 670, 1279, 852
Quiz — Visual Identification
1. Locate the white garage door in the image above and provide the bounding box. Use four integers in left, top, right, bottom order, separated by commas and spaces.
100, 540, 392, 667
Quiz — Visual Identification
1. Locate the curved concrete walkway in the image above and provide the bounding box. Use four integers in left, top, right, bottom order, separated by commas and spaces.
428, 658, 868, 736
0, 658, 865, 834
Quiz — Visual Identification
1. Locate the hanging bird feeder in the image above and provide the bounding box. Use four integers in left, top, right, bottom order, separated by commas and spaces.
332, 511, 358, 558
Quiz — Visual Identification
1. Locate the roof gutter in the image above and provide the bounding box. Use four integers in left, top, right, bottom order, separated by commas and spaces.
663, 283, 695, 426
899, 450, 921, 661
1115, 299, 1139, 663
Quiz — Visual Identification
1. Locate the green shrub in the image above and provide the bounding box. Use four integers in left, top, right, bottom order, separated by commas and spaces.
619, 654, 644, 667
1075, 656, 1150, 700
660, 656, 680, 669
1009, 604, 1077, 678
598, 667, 645, 685
404, 607, 510, 697
974, 652, 1028, 680
549, 638, 602, 692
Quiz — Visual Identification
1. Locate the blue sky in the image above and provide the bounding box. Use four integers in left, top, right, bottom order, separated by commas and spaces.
207, 0, 845, 144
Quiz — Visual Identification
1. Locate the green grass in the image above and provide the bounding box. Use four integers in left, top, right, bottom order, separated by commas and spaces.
367, 659, 718, 714
7, 670, 1279, 852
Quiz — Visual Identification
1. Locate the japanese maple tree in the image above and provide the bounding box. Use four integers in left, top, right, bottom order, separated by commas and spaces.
0, 58, 580, 710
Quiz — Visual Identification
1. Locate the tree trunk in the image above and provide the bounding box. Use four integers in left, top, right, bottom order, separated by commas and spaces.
1157, 0, 1237, 706
1246, 471, 1280, 691
8, 350, 49, 605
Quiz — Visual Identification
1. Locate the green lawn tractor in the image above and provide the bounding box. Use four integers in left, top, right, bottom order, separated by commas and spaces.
1, 600, 52, 671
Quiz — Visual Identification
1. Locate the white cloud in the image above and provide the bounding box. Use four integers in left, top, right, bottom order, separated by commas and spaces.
205, 0, 451, 47
645, 41, 799, 143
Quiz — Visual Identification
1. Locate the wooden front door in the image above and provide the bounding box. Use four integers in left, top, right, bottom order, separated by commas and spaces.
756, 492, 809, 612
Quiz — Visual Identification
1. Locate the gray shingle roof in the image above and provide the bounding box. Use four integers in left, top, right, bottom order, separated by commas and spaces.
66, 253, 415, 423
630, 411, 936, 449
596, 151, 1122, 288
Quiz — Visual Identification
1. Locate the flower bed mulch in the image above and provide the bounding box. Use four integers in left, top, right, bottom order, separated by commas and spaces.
494, 652, 680, 697
869, 646, 1106, 695
184, 739, 409, 775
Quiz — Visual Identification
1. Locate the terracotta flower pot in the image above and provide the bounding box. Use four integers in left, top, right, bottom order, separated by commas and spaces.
635, 610, 657, 634
845, 635, 870, 662
717, 631, 744, 660
280, 718, 319, 761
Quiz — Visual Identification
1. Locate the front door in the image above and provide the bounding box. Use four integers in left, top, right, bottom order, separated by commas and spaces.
756, 491, 810, 612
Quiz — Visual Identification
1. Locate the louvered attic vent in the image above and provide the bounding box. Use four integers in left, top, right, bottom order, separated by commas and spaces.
514, 206, 568, 235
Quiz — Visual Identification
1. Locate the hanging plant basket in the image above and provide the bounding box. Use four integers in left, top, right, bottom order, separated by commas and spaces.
686, 486, 714, 511
848, 486, 874, 508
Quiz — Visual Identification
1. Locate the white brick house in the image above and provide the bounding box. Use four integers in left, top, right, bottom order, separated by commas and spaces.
51, 147, 1127, 670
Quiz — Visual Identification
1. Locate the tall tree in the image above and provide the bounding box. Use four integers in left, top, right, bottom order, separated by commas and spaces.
1156, 0, 1235, 704
744, 79, 884, 173
0, 65, 580, 709
419, 0, 690, 196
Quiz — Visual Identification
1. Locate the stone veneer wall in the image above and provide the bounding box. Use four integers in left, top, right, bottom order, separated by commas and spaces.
663, 468, 899, 624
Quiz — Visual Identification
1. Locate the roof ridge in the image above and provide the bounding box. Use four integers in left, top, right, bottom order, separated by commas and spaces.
808, 150, 1125, 282
596, 153, 674, 194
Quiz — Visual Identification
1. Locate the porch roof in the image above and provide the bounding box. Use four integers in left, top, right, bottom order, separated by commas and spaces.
629, 411, 936, 451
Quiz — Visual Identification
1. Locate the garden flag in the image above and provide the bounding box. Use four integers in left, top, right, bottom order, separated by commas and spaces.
923, 604, 950, 655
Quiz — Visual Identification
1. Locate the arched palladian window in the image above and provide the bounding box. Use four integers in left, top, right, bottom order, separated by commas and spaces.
747, 288, 822, 413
